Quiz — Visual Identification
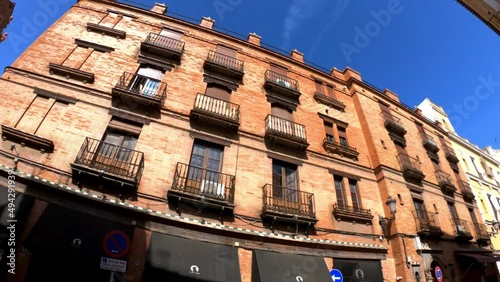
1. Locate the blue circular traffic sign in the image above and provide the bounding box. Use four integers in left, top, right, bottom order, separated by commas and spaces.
434, 266, 443, 282
330, 269, 343, 282
102, 230, 130, 258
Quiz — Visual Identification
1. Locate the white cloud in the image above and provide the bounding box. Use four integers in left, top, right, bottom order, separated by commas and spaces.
281, 0, 327, 50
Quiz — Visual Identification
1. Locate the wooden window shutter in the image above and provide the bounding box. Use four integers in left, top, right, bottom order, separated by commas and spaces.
326, 85, 335, 98
270, 64, 287, 76
323, 121, 334, 136
415, 123, 427, 138
271, 104, 293, 121
205, 83, 231, 101
216, 45, 236, 57
108, 118, 142, 136
314, 81, 324, 94
159, 28, 182, 40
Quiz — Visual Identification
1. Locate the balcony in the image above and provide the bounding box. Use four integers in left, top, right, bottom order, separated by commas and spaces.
190, 94, 240, 129
70, 137, 144, 192
397, 153, 425, 182
265, 115, 309, 150
413, 211, 444, 239
323, 138, 359, 160
168, 162, 235, 216
333, 203, 373, 224
452, 218, 473, 242
436, 170, 457, 195
111, 72, 167, 109
444, 145, 459, 164
474, 223, 490, 245
313, 92, 345, 111
261, 184, 317, 226
263, 70, 300, 99
203, 50, 244, 81
381, 110, 407, 137
459, 180, 475, 202
140, 32, 185, 64
422, 136, 439, 153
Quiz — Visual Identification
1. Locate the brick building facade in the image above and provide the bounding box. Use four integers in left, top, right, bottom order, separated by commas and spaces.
0, 1, 498, 281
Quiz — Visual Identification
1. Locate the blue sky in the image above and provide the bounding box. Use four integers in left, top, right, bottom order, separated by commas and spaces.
1, 0, 499, 148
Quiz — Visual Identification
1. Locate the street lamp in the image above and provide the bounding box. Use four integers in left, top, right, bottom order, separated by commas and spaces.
379, 196, 397, 228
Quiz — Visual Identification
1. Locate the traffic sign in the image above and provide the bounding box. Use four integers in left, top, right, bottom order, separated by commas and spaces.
100, 257, 127, 272
435, 266, 443, 282
330, 269, 343, 282
102, 230, 130, 259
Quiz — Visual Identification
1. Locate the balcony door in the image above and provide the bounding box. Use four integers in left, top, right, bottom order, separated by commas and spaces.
129, 66, 164, 97
272, 160, 301, 212
414, 200, 429, 230
447, 202, 462, 233
95, 129, 139, 176
187, 140, 225, 198
271, 104, 297, 138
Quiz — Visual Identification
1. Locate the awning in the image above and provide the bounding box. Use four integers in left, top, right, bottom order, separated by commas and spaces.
332, 258, 384, 282
143, 232, 242, 282
456, 252, 500, 263
25, 204, 132, 257
252, 250, 332, 282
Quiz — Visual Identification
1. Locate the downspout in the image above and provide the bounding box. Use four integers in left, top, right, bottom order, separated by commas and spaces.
401, 234, 411, 269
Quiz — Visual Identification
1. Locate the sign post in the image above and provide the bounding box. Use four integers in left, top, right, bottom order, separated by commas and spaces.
101, 230, 130, 276
330, 269, 343, 282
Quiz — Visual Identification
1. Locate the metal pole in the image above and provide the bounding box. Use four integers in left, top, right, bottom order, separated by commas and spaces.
109, 271, 114, 282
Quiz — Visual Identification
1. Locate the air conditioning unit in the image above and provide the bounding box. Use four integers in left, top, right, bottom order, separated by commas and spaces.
457, 225, 466, 234
275, 78, 291, 88
200, 180, 225, 198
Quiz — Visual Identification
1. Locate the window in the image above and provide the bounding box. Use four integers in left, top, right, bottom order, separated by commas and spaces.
413, 200, 428, 221
272, 160, 298, 201
270, 63, 287, 76
349, 179, 360, 210
338, 126, 348, 147
130, 65, 165, 97
324, 121, 334, 142
314, 81, 335, 98
468, 208, 479, 224
205, 83, 231, 101
447, 202, 461, 230
187, 140, 224, 196
216, 45, 237, 58
96, 118, 142, 170
415, 122, 427, 140
159, 28, 182, 40
334, 176, 345, 208
271, 104, 293, 121
470, 157, 483, 178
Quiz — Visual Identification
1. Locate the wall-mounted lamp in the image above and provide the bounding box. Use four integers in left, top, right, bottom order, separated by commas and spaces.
379, 196, 397, 228
489, 221, 499, 236
10, 144, 19, 170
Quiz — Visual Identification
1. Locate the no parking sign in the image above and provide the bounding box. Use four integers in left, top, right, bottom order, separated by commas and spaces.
102, 230, 130, 259
434, 266, 443, 282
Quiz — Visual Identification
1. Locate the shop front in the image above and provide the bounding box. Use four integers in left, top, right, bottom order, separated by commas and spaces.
331, 258, 384, 282
23, 204, 133, 282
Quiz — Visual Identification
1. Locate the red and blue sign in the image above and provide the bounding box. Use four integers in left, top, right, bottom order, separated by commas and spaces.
102, 230, 130, 259
434, 266, 443, 282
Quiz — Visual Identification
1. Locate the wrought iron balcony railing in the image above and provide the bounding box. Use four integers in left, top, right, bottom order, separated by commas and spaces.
413, 211, 443, 238
265, 115, 307, 142
436, 170, 456, 194
381, 110, 407, 136
422, 135, 439, 153
444, 145, 459, 164
459, 180, 475, 201
473, 222, 490, 240
113, 72, 167, 104
264, 70, 299, 92
262, 184, 315, 219
143, 32, 185, 54
192, 93, 240, 124
171, 162, 235, 204
323, 138, 359, 159
452, 218, 473, 239
333, 203, 373, 223
206, 50, 244, 72
73, 137, 144, 183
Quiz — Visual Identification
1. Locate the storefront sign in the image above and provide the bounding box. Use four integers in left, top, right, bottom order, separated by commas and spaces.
100, 257, 127, 272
